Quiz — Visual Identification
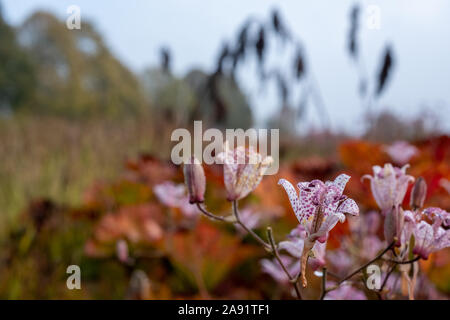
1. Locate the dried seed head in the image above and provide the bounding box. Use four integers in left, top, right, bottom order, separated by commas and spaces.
410, 177, 427, 210
183, 156, 206, 204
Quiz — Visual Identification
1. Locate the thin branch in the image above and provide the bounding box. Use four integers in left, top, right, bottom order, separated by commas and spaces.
233, 200, 271, 250
267, 227, 302, 300
378, 263, 397, 295
384, 256, 421, 265
196, 203, 227, 222
338, 241, 395, 285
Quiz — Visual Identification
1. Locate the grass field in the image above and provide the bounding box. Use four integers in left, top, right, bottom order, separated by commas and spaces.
0, 115, 173, 235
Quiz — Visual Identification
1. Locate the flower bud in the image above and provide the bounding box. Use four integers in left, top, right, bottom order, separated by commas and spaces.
384, 205, 404, 247
410, 176, 427, 210
183, 156, 206, 204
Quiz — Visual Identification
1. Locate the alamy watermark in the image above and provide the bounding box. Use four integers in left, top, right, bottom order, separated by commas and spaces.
66, 5, 81, 30
366, 264, 381, 290
366, 5, 381, 30
66, 265, 81, 290
171, 121, 279, 175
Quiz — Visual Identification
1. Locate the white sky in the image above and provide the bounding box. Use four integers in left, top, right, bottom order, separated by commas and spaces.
3, 0, 450, 134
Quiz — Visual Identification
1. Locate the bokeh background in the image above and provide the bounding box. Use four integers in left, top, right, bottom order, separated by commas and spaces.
0, 0, 448, 299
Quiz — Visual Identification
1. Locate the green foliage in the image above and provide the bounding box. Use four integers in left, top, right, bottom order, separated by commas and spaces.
0, 10, 35, 112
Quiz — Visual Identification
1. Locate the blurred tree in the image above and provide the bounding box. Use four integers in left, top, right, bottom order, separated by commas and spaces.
140, 67, 196, 128
185, 69, 253, 128
0, 5, 36, 114
16, 11, 147, 117
140, 67, 252, 129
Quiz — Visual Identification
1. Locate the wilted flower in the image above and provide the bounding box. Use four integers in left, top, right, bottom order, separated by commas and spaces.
384, 141, 418, 165
216, 144, 273, 201
362, 164, 414, 213
325, 282, 367, 300
278, 174, 359, 286
183, 156, 206, 204
153, 181, 199, 218
410, 177, 427, 210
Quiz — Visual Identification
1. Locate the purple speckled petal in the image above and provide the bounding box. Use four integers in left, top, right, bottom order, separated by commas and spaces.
337, 198, 359, 216
278, 179, 301, 221
413, 221, 434, 259
330, 174, 350, 195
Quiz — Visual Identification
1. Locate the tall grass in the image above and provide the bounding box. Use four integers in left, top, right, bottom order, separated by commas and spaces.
0, 115, 174, 235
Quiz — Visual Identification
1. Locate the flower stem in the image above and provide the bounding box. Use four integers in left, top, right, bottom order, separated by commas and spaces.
267, 227, 302, 300
337, 240, 396, 285
378, 262, 397, 296
233, 200, 271, 250
196, 203, 227, 222
384, 256, 420, 265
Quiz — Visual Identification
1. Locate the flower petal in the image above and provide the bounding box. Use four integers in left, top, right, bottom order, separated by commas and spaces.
337, 198, 359, 216
278, 179, 301, 221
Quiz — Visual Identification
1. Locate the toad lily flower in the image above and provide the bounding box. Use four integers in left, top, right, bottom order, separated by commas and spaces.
412, 220, 450, 259
362, 164, 414, 213
363, 164, 414, 246
278, 174, 359, 287
216, 144, 273, 201
403, 207, 450, 259
422, 207, 450, 228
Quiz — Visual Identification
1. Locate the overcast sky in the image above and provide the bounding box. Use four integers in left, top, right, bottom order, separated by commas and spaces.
3, 0, 450, 134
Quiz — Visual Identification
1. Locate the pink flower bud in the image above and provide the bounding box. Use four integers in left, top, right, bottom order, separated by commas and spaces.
410, 176, 427, 210
384, 206, 404, 247
183, 156, 206, 204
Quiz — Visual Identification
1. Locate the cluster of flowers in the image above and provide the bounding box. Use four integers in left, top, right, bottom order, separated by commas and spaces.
154, 145, 449, 299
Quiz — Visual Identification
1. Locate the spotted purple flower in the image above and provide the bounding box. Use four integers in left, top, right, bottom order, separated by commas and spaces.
412, 220, 450, 259
362, 164, 414, 213
216, 144, 273, 201
402, 207, 450, 259
278, 174, 359, 287
279, 174, 359, 243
